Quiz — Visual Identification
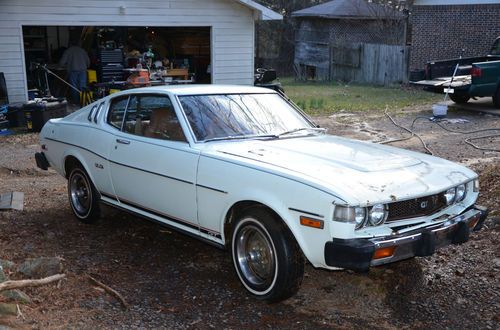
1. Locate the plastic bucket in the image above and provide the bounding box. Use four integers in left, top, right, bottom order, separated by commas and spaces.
432, 103, 448, 118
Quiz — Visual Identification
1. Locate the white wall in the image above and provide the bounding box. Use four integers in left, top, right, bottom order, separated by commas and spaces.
0, 0, 256, 103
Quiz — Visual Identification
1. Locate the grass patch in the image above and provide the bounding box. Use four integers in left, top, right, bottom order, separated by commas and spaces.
281, 78, 441, 115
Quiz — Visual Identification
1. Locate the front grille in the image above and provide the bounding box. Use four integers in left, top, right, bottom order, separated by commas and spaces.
387, 193, 447, 222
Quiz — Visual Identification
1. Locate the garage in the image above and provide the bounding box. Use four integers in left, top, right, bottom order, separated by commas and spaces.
23, 25, 212, 102
0, 0, 281, 104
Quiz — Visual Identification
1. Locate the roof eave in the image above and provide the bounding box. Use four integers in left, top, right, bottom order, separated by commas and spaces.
235, 0, 283, 20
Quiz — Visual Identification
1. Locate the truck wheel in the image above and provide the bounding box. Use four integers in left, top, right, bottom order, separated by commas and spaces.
449, 94, 470, 104
68, 165, 100, 223
231, 207, 304, 302
493, 88, 500, 109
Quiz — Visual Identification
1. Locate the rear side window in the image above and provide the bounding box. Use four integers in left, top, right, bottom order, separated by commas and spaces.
121, 94, 187, 142
108, 96, 129, 129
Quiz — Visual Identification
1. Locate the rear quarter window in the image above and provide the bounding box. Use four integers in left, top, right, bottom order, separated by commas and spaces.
108, 96, 129, 129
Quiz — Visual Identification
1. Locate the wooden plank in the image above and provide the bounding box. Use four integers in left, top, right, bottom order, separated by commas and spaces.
0, 192, 24, 211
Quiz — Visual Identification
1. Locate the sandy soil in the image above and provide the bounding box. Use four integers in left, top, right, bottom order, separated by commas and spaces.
0, 107, 498, 329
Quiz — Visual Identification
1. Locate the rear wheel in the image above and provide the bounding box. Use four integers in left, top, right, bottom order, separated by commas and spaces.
68, 165, 100, 223
449, 94, 470, 104
231, 207, 304, 302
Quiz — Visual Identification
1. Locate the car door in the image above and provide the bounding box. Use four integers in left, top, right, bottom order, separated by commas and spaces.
82, 100, 117, 198
107, 93, 200, 233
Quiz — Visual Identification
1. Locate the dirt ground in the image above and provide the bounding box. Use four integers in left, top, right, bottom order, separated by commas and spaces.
0, 106, 499, 329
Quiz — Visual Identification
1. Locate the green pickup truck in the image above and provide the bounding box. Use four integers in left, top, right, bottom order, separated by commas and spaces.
412, 37, 500, 108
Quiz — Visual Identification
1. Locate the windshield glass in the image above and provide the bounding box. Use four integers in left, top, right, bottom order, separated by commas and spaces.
179, 93, 315, 141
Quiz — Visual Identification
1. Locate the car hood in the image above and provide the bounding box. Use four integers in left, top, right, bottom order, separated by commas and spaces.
207, 135, 477, 205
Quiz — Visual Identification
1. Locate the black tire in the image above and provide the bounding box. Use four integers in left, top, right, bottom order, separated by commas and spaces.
67, 165, 100, 223
493, 88, 500, 109
231, 207, 304, 302
449, 94, 470, 104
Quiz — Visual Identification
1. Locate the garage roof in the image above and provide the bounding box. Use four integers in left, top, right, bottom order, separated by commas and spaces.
236, 0, 283, 20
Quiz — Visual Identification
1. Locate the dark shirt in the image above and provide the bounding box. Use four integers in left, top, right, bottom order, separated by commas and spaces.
59, 46, 90, 72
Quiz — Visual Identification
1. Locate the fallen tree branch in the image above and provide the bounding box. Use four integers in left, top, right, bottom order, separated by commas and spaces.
88, 276, 128, 310
0, 274, 66, 292
16, 304, 25, 320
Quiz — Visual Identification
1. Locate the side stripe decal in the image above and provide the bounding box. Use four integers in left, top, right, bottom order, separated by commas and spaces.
46, 137, 194, 185
100, 191, 222, 239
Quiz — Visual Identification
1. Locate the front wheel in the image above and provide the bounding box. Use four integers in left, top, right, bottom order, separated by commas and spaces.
449, 94, 470, 104
231, 208, 304, 302
68, 165, 100, 223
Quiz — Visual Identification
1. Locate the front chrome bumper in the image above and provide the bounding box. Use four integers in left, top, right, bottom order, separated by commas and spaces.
324, 206, 488, 272
370, 207, 486, 266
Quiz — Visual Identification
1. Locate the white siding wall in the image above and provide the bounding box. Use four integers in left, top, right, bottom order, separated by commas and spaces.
0, 0, 256, 103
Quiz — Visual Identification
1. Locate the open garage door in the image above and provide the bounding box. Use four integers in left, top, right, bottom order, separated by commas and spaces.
22, 26, 211, 103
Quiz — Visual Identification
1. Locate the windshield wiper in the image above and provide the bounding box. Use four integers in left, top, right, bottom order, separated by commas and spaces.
203, 128, 325, 142
277, 127, 326, 138
203, 134, 279, 143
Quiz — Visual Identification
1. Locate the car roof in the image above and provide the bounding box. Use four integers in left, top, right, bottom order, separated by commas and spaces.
108, 85, 277, 98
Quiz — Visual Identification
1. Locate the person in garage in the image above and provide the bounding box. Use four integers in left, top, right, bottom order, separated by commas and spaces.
59, 39, 90, 104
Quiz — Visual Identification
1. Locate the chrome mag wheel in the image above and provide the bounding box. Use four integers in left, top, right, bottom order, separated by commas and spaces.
235, 223, 276, 288
70, 171, 91, 216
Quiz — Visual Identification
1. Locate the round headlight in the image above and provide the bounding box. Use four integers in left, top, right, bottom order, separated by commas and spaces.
444, 188, 456, 205
368, 204, 387, 226
456, 184, 466, 202
355, 207, 366, 229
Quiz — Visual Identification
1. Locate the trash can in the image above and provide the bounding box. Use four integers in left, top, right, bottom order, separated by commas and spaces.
6, 103, 26, 128
0, 104, 8, 130
22, 99, 68, 132
0, 72, 8, 105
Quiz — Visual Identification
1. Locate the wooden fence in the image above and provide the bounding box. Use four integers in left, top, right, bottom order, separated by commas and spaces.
295, 42, 410, 86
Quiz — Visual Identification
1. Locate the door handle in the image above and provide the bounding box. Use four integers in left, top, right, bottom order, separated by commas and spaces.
116, 139, 131, 145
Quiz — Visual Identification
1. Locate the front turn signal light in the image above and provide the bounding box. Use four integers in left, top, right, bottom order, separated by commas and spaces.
300, 216, 324, 229
373, 246, 396, 260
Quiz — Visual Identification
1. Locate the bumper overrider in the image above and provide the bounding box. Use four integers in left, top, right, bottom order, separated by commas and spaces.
325, 206, 489, 272
35, 152, 50, 171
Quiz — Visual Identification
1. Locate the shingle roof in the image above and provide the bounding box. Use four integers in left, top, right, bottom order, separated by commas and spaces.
292, 0, 404, 20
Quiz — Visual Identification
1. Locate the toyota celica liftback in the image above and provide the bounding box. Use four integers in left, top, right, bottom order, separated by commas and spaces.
36, 85, 488, 302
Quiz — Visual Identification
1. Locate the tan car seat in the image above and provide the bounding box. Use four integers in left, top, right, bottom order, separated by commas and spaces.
144, 108, 185, 141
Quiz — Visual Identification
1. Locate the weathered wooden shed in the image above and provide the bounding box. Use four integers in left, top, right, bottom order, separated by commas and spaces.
292, 0, 408, 85
0, 0, 281, 103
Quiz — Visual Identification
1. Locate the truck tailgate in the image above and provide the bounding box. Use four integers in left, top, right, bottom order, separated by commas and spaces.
412, 75, 471, 88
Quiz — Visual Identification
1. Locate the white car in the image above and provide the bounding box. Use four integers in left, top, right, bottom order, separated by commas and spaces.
36, 85, 488, 302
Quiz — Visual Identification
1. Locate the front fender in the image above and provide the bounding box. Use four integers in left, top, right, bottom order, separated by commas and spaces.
217, 182, 340, 268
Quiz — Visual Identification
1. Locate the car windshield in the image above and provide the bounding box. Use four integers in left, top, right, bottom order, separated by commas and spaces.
179, 93, 318, 142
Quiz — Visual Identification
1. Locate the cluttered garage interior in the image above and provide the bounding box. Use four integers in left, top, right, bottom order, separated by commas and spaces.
1, 25, 214, 132
25, 25, 211, 102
